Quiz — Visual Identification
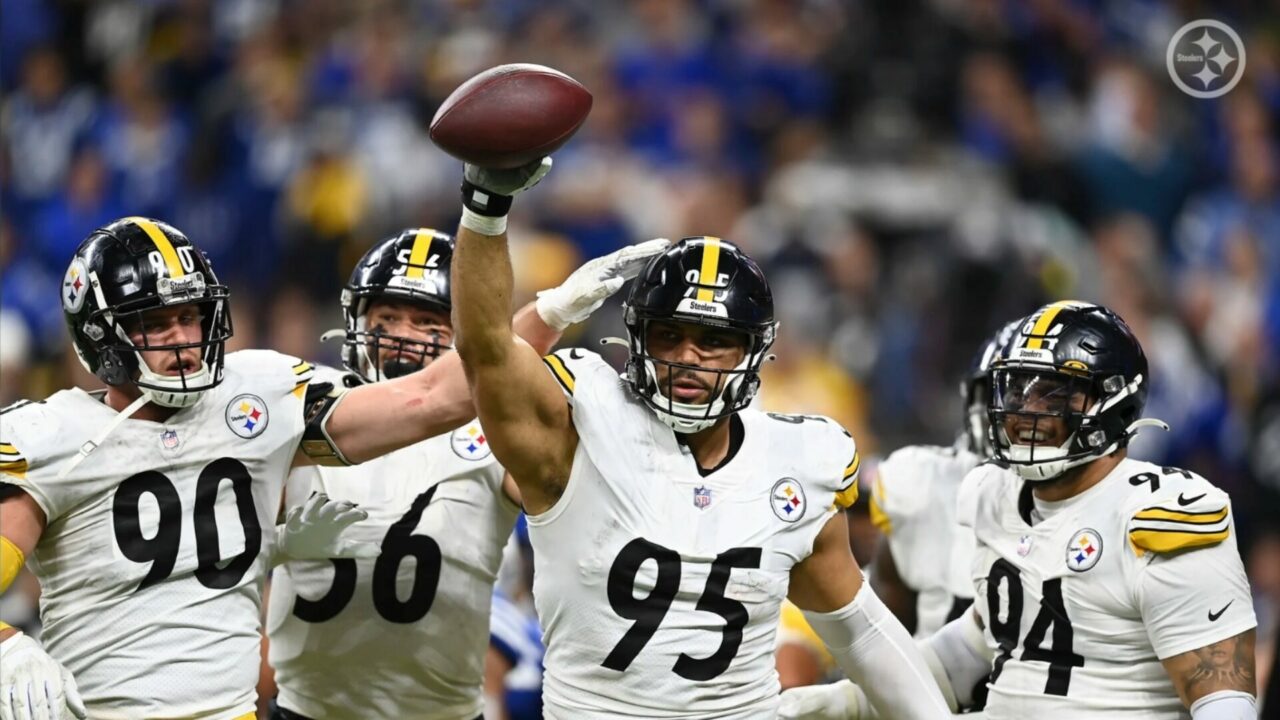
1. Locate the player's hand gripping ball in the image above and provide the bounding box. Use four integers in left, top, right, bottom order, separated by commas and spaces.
430, 63, 592, 169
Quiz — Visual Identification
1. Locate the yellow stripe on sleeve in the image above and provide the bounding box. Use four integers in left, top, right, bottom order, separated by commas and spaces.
869, 475, 891, 534
128, 217, 185, 278
1, 536, 24, 594
292, 361, 314, 376
1129, 527, 1230, 553
0, 460, 27, 479
0, 443, 18, 455
843, 451, 861, 480
1133, 506, 1229, 525
406, 228, 435, 280
542, 354, 576, 395
695, 237, 722, 302
833, 483, 859, 509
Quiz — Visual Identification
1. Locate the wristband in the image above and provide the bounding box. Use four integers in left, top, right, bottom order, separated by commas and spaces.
461, 180, 514, 217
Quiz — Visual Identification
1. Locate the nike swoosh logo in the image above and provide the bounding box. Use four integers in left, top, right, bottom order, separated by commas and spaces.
1177, 493, 1206, 506
1208, 600, 1233, 622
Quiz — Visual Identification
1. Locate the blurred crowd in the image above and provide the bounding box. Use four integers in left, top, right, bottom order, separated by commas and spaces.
3, 0, 1280, 705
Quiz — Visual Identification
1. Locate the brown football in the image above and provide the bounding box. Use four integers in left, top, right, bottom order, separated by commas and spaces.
429, 63, 593, 169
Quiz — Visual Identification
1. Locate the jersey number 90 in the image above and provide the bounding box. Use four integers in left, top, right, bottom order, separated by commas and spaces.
112, 458, 261, 592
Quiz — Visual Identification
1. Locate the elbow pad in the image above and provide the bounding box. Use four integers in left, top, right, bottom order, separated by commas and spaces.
299, 382, 353, 466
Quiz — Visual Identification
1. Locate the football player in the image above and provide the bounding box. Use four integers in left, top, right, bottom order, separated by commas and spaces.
779, 301, 1258, 720
449, 158, 949, 719
866, 319, 1020, 639
265, 228, 666, 720
0, 217, 603, 719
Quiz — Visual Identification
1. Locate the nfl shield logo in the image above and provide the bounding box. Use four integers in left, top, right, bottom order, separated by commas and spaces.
693, 486, 712, 509
161, 429, 180, 450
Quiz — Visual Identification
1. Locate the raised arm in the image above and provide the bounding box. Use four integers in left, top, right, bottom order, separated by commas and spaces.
449, 161, 575, 514
307, 300, 558, 466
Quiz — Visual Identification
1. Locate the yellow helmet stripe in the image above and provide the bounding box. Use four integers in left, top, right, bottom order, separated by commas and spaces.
1025, 300, 1088, 349
695, 237, 722, 303
406, 228, 435, 280
128, 217, 185, 278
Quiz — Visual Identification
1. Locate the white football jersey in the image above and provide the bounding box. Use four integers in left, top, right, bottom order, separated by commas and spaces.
268, 369, 516, 720
0, 350, 313, 720
532, 349, 860, 719
959, 457, 1256, 719
870, 442, 980, 637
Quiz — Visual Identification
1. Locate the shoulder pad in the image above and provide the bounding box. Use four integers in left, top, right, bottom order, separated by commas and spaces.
956, 461, 1013, 530
225, 349, 315, 399
541, 347, 611, 400
0, 399, 62, 480
873, 445, 965, 528
1124, 464, 1231, 554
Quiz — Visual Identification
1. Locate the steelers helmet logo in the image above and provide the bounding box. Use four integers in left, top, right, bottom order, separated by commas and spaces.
225, 394, 269, 439
63, 258, 90, 312
452, 422, 491, 461
770, 478, 806, 523
1065, 528, 1103, 572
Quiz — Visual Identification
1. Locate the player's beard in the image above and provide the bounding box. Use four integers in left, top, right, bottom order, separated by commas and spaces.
382, 356, 423, 379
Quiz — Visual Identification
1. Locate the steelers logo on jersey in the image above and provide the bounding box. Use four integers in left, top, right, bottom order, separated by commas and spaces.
451, 422, 492, 461
225, 394, 269, 439
63, 258, 89, 312
1066, 528, 1103, 572
771, 478, 807, 522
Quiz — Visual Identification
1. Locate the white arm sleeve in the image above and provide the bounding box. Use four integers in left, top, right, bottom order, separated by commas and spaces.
802, 581, 952, 719
918, 609, 994, 711
1190, 690, 1256, 719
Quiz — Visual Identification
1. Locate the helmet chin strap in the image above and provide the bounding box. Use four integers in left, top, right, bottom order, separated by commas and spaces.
57, 392, 154, 480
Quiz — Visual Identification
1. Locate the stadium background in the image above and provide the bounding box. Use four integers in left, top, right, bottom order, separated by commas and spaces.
1, 0, 1278, 712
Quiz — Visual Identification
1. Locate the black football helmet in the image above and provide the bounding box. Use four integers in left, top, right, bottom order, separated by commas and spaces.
961, 318, 1022, 457
620, 236, 777, 433
988, 301, 1163, 481
335, 228, 454, 382
63, 217, 232, 408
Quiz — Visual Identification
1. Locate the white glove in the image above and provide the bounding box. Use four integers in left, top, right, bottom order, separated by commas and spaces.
0, 631, 86, 720
777, 680, 872, 720
463, 157, 553, 198
535, 238, 672, 331
273, 493, 380, 565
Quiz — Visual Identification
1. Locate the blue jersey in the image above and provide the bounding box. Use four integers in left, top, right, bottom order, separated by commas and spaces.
489, 593, 543, 720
